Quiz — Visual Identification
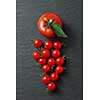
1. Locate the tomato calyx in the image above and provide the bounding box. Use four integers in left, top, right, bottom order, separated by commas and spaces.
62, 55, 67, 60
40, 72, 47, 77
46, 19, 54, 27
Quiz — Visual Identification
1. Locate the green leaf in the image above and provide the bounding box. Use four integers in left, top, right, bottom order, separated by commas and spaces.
40, 72, 47, 77
51, 23, 68, 38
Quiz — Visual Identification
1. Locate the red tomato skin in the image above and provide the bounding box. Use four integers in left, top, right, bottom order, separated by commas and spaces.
53, 41, 62, 49
38, 12, 62, 38
48, 82, 56, 91
33, 39, 42, 48
52, 49, 60, 58
32, 51, 40, 60
56, 57, 64, 65
42, 75, 50, 84
42, 65, 50, 72
55, 66, 64, 74
38, 58, 46, 65
42, 49, 50, 58
44, 40, 53, 49
48, 58, 55, 66
50, 73, 59, 81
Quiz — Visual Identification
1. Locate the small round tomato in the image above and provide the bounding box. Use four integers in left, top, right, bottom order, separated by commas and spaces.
50, 73, 59, 81
52, 49, 60, 58
38, 58, 46, 65
44, 40, 52, 49
48, 58, 55, 66
38, 12, 62, 38
32, 51, 40, 60
42, 49, 50, 58
53, 41, 62, 49
48, 82, 56, 91
33, 39, 42, 48
55, 66, 64, 74
42, 65, 50, 72
42, 75, 50, 84
56, 57, 64, 65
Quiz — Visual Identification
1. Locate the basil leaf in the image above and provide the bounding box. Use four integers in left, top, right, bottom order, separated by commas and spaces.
51, 23, 68, 38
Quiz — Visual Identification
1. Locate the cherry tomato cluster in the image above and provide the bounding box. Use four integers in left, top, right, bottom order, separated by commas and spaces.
32, 39, 65, 91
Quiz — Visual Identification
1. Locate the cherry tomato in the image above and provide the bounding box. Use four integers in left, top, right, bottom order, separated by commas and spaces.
48, 58, 55, 66
55, 66, 64, 74
48, 82, 56, 91
38, 12, 62, 38
56, 57, 64, 65
38, 58, 46, 65
50, 73, 59, 81
53, 41, 62, 49
42, 65, 50, 72
32, 51, 40, 60
42, 75, 50, 84
42, 49, 50, 58
52, 49, 60, 58
44, 40, 52, 49
33, 39, 42, 48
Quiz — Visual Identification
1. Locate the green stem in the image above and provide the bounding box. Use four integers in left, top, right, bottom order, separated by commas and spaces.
46, 19, 54, 27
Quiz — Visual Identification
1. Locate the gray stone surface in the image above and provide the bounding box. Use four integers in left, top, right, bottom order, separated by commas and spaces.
16, 0, 83, 100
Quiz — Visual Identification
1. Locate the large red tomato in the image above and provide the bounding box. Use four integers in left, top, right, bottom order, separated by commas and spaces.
38, 12, 62, 38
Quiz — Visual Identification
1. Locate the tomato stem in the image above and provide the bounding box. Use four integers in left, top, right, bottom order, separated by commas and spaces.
46, 19, 54, 27
40, 72, 47, 77
62, 55, 67, 60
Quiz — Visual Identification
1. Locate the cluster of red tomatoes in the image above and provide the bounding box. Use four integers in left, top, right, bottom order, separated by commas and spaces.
32, 39, 65, 91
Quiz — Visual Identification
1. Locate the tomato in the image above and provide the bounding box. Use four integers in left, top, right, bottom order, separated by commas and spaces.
48, 82, 56, 91
42, 65, 50, 72
53, 41, 62, 49
56, 57, 64, 65
42, 49, 50, 58
55, 66, 64, 74
44, 40, 53, 49
33, 39, 42, 48
42, 75, 50, 84
32, 51, 40, 60
52, 49, 60, 58
38, 58, 46, 65
38, 12, 62, 38
50, 73, 59, 81
48, 58, 55, 66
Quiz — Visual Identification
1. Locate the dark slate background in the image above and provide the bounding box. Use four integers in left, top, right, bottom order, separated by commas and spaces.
16, 0, 83, 100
